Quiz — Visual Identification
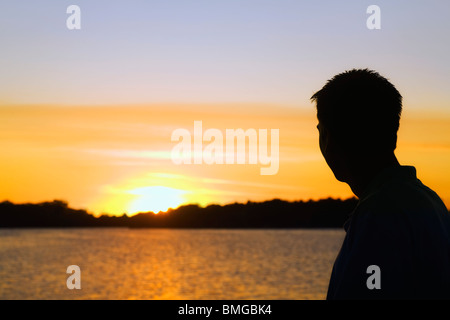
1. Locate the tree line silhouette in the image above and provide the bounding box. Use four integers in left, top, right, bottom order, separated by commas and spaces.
0, 198, 360, 228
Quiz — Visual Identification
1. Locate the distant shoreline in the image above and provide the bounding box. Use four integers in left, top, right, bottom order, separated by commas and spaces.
0, 226, 344, 230
0, 198, 359, 228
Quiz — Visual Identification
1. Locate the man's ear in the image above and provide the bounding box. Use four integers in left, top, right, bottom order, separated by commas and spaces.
318, 123, 329, 155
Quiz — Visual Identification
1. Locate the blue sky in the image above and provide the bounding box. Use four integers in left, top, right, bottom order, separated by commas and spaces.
1, 0, 449, 110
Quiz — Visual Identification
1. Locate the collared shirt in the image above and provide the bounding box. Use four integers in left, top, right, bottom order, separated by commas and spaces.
327, 165, 450, 299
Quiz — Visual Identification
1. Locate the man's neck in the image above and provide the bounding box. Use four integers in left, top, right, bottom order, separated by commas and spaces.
347, 153, 400, 198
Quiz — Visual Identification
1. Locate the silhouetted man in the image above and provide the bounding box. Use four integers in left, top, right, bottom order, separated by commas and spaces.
311, 69, 450, 299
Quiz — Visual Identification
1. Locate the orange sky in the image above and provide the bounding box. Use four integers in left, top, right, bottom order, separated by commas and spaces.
1, 103, 450, 216
2, 2, 450, 215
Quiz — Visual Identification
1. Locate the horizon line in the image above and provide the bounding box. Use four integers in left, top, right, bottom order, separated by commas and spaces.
1, 196, 362, 218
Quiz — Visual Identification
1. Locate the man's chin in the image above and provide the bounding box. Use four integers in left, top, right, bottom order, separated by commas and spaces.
332, 171, 347, 183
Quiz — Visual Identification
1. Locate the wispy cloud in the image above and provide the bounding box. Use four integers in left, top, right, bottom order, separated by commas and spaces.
82, 148, 173, 160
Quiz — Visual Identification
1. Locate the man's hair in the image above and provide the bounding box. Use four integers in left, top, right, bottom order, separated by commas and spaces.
311, 68, 402, 154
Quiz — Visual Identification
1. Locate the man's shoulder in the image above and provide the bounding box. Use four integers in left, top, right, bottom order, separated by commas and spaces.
360, 176, 447, 216
354, 177, 450, 237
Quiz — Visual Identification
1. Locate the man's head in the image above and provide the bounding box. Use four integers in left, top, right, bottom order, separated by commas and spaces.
311, 69, 402, 182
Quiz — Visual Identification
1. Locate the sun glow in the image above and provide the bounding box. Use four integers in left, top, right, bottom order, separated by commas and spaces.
127, 186, 187, 214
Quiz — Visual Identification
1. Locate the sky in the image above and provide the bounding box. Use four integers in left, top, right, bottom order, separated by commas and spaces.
1, 1, 450, 215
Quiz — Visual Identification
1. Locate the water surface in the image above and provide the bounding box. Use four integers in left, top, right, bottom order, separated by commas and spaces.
0, 228, 344, 300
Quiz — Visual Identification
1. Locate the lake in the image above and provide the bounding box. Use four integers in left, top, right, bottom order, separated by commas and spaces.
0, 228, 345, 300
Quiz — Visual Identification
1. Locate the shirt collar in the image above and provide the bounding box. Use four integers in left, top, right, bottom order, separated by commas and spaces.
359, 165, 417, 202
343, 165, 417, 232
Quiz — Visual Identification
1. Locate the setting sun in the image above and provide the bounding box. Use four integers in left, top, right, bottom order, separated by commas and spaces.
127, 186, 187, 214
